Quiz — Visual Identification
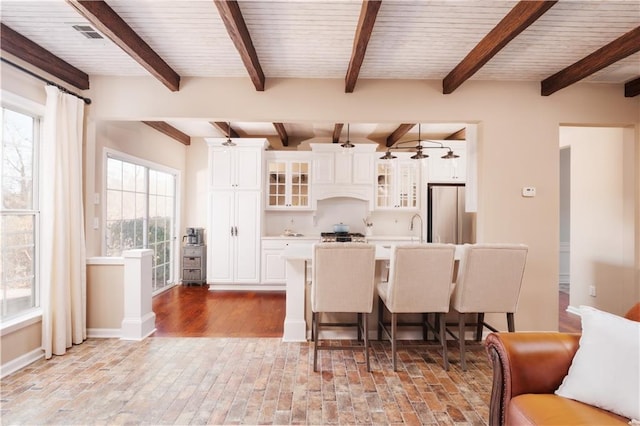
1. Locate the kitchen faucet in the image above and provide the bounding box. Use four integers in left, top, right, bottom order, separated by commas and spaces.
410, 213, 424, 243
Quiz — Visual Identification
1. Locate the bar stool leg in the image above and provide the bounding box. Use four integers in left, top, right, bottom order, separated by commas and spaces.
507, 312, 515, 332
458, 312, 467, 371
391, 312, 398, 371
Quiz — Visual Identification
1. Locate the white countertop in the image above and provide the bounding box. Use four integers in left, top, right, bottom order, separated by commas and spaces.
262, 235, 319, 240
283, 243, 391, 260
283, 243, 464, 261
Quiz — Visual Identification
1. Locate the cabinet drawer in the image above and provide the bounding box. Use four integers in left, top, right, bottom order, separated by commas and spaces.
183, 256, 201, 268
183, 269, 203, 280
184, 246, 203, 257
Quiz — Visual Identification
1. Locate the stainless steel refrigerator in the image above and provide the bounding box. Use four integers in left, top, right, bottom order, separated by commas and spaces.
427, 184, 475, 244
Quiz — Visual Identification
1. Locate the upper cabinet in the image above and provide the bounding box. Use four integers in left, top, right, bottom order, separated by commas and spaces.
375, 154, 420, 210
427, 141, 467, 183
266, 152, 311, 210
209, 142, 265, 191
310, 144, 376, 185
310, 143, 376, 210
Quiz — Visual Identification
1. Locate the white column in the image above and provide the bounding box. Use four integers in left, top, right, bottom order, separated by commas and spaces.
283, 258, 308, 342
121, 249, 157, 340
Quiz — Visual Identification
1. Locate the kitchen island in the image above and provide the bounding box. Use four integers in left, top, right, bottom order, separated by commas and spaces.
282, 243, 462, 342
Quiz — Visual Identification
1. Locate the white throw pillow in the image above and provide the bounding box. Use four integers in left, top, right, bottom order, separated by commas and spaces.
555, 305, 640, 420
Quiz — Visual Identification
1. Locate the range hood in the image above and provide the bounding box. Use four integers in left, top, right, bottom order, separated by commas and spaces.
312, 185, 374, 211
309, 143, 377, 211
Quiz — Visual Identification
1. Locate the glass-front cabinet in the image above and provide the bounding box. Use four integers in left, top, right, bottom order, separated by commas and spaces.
266, 153, 311, 209
375, 157, 420, 210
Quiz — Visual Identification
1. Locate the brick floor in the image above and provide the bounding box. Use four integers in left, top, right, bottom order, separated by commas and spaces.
0, 337, 492, 425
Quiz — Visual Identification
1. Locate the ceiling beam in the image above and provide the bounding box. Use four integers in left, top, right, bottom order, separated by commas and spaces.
332, 123, 344, 143
345, 0, 382, 93
625, 77, 640, 98
210, 121, 239, 138
542, 27, 640, 96
1, 23, 90, 90
214, 0, 265, 91
273, 123, 289, 147
445, 128, 467, 140
143, 121, 190, 146
386, 123, 415, 147
443, 1, 557, 94
68, 0, 180, 92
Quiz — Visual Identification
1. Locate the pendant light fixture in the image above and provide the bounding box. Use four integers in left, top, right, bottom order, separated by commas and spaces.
379, 123, 459, 160
340, 123, 355, 148
380, 149, 397, 160
222, 121, 236, 146
411, 123, 428, 159
441, 149, 459, 159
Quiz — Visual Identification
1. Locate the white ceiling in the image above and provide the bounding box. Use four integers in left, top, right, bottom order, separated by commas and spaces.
1, 0, 638, 144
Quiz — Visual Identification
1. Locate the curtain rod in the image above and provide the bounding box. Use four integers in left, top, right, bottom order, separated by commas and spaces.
1, 57, 92, 105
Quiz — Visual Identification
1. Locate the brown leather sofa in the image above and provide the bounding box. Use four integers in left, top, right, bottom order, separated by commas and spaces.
485, 303, 640, 426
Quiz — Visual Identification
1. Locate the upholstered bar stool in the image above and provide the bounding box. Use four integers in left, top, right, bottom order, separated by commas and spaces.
311, 242, 376, 372
449, 243, 528, 370
377, 244, 457, 371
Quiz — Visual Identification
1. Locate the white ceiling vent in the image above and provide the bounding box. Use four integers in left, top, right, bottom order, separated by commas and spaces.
72, 24, 103, 39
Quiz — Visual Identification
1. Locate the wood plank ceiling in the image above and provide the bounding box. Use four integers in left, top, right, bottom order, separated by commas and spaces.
1, 0, 638, 147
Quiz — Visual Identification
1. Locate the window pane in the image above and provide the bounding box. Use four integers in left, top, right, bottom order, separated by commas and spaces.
122, 162, 136, 192
1, 105, 39, 321
2, 109, 34, 210
106, 158, 122, 190
104, 156, 176, 292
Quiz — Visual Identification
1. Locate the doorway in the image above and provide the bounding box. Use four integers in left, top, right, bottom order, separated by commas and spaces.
559, 126, 636, 321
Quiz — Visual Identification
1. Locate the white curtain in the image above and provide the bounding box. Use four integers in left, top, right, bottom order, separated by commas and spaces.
41, 86, 87, 359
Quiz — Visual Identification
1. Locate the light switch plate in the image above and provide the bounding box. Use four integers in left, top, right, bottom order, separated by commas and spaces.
522, 187, 536, 197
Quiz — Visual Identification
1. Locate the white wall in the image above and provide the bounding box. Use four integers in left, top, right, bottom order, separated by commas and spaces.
559, 147, 571, 287
85, 121, 188, 259
83, 76, 639, 331
561, 126, 637, 315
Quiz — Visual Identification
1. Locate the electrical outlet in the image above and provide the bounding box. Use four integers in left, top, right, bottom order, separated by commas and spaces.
589, 285, 596, 297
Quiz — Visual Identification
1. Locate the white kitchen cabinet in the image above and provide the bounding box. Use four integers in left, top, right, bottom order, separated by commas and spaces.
309, 144, 376, 210
266, 152, 311, 210
310, 143, 376, 185
375, 156, 420, 210
209, 190, 261, 283
428, 141, 466, 183
261, 238, 316, 284
210, 145, 263, 190
206, 138, 267, 285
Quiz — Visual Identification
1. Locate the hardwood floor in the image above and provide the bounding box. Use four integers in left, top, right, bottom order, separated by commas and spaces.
152, 285, 285, 337
152, 285, 581, 337
558, 290, 582, 333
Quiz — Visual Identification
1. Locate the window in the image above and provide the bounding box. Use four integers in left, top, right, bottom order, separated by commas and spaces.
1, 105, 40, 321
105, 153, 177, 293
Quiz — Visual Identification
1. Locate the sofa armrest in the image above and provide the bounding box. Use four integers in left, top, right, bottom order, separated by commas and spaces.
485, 332, 581, 426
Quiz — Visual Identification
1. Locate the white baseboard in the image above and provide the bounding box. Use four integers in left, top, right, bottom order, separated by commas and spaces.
208, 284, 285, 291
566, 305, 582, 317
1, 348, 44, 379
87, 328, 121, 338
